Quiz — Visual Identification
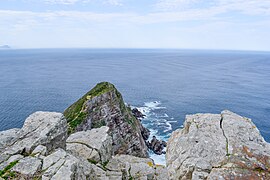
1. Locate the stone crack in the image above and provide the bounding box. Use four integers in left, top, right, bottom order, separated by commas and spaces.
220, 114, 230, 156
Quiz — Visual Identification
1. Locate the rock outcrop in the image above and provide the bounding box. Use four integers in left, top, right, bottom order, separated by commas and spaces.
64, 82, 148, 157
148, 136, 167, 155
1, 81, 270, 180
166, 110, 270, 180
66, 126, 112, 163
132, 108, 146, 119
0, 111, 67, 157
0, 112, 166, 180
0, 112, 68, 179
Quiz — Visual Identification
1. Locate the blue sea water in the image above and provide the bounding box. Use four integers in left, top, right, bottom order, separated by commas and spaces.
0, 49, 269, 164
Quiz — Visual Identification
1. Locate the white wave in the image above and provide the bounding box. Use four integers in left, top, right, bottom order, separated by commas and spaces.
163, 121, 172, 133
144, 101, 161, 108
144, 101, 166, 110
134, 101, 174, 166
150, 153, 166, 166
155, 113, 169, 118
167, 120, 177, 123
137, 106, 151, 115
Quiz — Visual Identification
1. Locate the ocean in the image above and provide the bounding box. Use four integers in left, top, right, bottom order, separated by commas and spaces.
0, 49, 269, 164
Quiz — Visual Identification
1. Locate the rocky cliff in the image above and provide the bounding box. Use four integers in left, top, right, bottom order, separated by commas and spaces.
63, 82, 148, 157
166, 110, 270, 179
0, 113, 167, 179
1, 82, 270, 180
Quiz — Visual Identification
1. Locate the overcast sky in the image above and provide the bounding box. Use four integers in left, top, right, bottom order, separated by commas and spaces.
1, 0, 270, 50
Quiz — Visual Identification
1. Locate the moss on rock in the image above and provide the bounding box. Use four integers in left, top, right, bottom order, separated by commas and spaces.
64, 82, 117, 133
63, 82, 148, 157
0, 160, 19, 179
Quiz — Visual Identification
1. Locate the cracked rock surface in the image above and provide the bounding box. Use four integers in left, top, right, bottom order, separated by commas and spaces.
0, 112, 68, 157
166, 110, 270, 180
66, 126, 112, 163
0, 112, 166, 179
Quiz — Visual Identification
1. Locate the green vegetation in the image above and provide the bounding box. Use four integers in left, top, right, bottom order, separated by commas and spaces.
101, 160, 109, 169
64, 82, 116, 133
92, 119, 106, 129
128, 167, 134, 180
0, 160, 19, 179
88, 159, 98, 165
64, 81, 139, 133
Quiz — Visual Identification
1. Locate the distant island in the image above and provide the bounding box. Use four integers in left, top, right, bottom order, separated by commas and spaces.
0, 45, 11, 49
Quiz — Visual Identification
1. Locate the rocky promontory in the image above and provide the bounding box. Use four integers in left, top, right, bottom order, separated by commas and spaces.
63, 82, 148, 157
0, 82, 269, 180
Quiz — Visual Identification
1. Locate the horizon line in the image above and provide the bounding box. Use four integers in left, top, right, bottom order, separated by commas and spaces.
2, 47, 270, 53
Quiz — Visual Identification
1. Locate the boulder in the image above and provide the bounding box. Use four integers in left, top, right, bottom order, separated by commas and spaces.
64, 82, 148, 157
132, 108, 146, 119
0, 154, 23, 171
11, 156, 42, 177
0, 128, 20, 152
66, 126, 112, 163
166, 110, 270, 179
106, 155, 168, 179
42, 148, 91, 180
32, 145, 47, 157
140, 125, 150, 141
1, 112, 68, 156
148, 136, 166, 155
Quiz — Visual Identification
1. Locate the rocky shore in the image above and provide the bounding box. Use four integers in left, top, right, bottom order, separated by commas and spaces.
0, 82, 269, 179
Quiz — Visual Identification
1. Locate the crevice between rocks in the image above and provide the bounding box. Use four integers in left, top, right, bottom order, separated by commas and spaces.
66, 141, 102, 163
220, 115, 230, 157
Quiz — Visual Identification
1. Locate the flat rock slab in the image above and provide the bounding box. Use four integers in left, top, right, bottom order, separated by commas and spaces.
0, 128, 20, 151
166, 110, 270, 180
1, 112, 68, 156
12, 156, 42, 176
106, 154, 168, 179
66, 126, 112, 163
42, 148, 91, 180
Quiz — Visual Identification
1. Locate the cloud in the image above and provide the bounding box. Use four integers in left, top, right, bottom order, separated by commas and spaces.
104, 0, 122, 6
44, 0, 82, 4
0, 2, 269, 31
43, 0, 122, 5
155, 0, 199, 11
155, 0, 270, 16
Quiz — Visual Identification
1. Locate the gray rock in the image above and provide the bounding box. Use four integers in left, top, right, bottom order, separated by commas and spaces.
2, 112, 68, 156
166, 110, 270, 179
42, 148, 91, 180
148, 136, 166, 155
66, 126, 112, 163
0, 128, 20, 152
12, 156, 42, 177
132, 108, 146, 119
42, 148, 67, 171
106, 155, 168, 179
88, 164, 109, 180
32, 145, 47, 157
0, 154, 23, 171
64, 82, 148, 158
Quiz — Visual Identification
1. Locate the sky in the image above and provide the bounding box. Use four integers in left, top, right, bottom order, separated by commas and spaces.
1, 0, 270, 50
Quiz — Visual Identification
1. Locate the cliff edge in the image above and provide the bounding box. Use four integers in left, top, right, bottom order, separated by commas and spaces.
1, 82, 270, 180
166, 110, 270, 179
